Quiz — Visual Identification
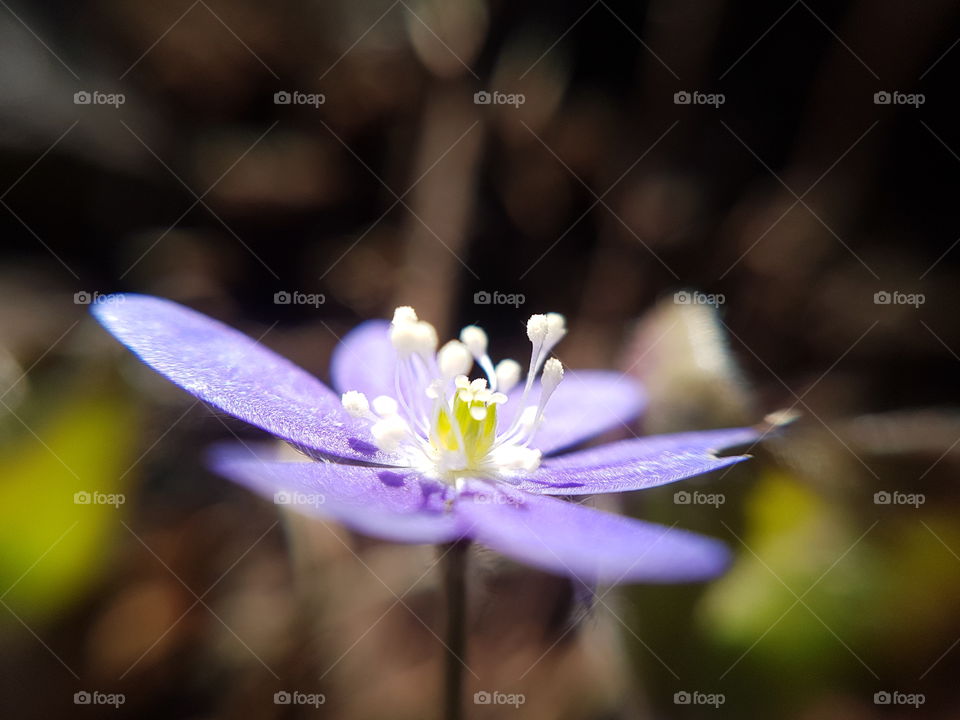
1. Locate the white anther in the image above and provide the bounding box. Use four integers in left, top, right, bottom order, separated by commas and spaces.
545, 312, 567, 346
526, 314, 548, 343
341, 390, 370, 417
372, 395, 398, 416
494, 359, 521, 393
541, 357, 564, 394
473, 388, 493, 404
425, 380, 442, 400
469, 406, 488, 421
392, 306, 418, 325
459, 325, 488, 358
454, 375, 470, 390
371, 415, 410, 452
493, 445, 542, 472
391, 319, 437, 357
490, 392, 508, 405
438, 340, 472, 378
469, 378, 487, 393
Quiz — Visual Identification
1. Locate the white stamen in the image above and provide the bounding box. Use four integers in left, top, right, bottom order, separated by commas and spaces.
526, 314, 548, 343
494, 359, 521, 393
545, 312, 567, 346
392, 306, 418, 325
371, 415, 410, 452
372, 395, 398, 416
541, 357, 564, 395
341, 390, 369, 417
438, 340, 472, 379
492, 444, 542, 472
344, 306, 567, 483
391, 319, 438, 357
459, 325, 488, 358
425, 380, 442, 400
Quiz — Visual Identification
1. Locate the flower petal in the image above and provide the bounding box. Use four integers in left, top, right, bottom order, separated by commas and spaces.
329, 320, 396, 397
516, 427, 760, 495
209, 443, 464, 544
455, 485, 730, 584
499, 370, 646, 455
92, 294, 398, 465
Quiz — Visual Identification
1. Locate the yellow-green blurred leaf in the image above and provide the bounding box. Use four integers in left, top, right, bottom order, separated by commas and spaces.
0, 387, 137, 623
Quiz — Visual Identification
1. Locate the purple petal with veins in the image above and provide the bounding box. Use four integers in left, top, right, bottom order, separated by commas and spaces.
92, 295, 400, 465
456, 483, 731, 584
514, 427, 760, 495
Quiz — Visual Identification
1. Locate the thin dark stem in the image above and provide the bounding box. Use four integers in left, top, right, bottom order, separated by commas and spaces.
441, 539, 469, 720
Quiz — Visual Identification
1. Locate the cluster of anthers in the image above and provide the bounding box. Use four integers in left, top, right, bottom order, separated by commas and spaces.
341, 307, 567, 486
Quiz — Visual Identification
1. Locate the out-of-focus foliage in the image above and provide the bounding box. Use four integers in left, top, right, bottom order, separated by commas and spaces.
0, 386, 137, 622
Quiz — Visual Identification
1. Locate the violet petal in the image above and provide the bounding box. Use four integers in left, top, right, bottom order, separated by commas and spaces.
92, 294, 399, 465
455, 483, 730, 584
209, 443, 464, 544
516, 427, 760, 495
499, 370, 646, 455
329, 320, 396, 397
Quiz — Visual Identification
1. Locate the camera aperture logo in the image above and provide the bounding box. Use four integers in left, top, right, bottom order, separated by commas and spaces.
473, 290, 525, 308
74, 491, 125, 508
674, 490, 725, 508
74, 691, 125, 708
474, 690, 525, 708
274, 290, 326, 308
873, 290, 924, 308
474, 90, 525, 108
874, 690, 924, 708
274, 90, 325, 108
674, 290, 725, 307
674, 90, 725, 108
73, 90, 125, 108
74, 291, 124, 306
674, 690, 725, 708
874, 490, 924, 508
873, 91, 924, 108
273, 690, 325, 707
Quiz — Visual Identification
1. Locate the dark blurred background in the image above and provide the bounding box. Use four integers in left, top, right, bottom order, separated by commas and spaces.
1, 0, 959, 718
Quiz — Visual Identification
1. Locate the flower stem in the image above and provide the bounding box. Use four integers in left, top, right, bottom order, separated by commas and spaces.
441, 539, 469, 720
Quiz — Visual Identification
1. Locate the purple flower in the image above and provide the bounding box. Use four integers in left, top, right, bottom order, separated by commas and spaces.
92, 295, 759, 585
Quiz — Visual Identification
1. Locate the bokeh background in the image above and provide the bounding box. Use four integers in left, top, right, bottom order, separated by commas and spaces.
1, 1, 959, 718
